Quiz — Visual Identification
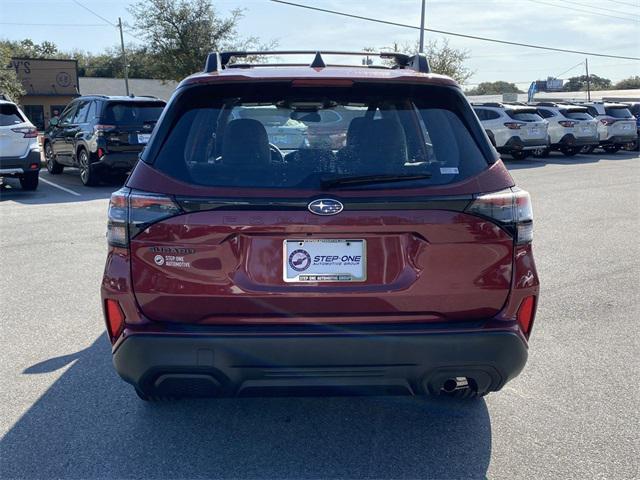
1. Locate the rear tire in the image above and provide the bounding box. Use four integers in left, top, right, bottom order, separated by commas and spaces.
560, 146, 579, 157
19, 171, 39, 190
532, 147, 550, 158
511, 150, 529, 160
78, 148, 99, 186
45, 142, 63, 174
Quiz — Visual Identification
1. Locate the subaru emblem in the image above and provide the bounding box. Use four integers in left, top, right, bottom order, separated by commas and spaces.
308, 198, 343, 216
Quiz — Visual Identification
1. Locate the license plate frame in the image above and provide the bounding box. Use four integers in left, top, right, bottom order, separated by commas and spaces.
137, 133, 151, 144
283, 239, 367, 283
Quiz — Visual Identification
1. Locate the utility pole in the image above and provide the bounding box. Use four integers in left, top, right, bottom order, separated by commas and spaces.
118, 17, 130, 96
585, 58, 591, 101
419, 0, 426, 53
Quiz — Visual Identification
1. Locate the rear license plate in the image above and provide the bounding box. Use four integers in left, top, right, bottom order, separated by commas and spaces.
621, 124, 632, 131
137, 133, 151, 144
579, 126, 591, 134
284, 239, 366, 282
529, 128, 541, 136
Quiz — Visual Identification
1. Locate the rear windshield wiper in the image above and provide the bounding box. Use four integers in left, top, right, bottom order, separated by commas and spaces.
321, 173, 432, 189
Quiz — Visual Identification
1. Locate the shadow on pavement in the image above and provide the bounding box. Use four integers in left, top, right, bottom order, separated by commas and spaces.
2, 334, 492, 479
503, 150, 638, 170
0, 170, 121, 205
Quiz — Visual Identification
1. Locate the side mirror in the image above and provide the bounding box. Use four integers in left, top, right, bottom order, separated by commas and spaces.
49, 117, 59, 127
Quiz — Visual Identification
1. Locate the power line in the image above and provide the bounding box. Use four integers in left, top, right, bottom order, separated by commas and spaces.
556, 61, 585, 78
526, 0, 638, 22
269, 0, 640, 60
0, 22, 109, 27
601, 0, 639, 8
70, 0, 144, 42
554, 0, 640, 17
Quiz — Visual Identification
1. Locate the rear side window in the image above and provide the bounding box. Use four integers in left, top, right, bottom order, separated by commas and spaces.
506, 109, 543, 122
0, 104, 25, 126
103, 102, 165, 125
586, 106, 599, 117
605, 107, 633, 119
561, 109, 593, 120
150, 83, 494, 190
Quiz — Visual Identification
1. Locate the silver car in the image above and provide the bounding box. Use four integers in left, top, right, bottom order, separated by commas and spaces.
582, 102, 637, 153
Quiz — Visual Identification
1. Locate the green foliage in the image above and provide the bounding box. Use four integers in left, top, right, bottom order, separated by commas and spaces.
128, 0, 274, 81
379, 39, 473, 84
0, 44, 25, 102
613, 76, 640, 90
563, 74, 612, 91
465, 81, 523, 96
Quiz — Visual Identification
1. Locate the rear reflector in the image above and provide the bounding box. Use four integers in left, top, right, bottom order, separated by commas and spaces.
517, 296, 536, 336
105, 299, 125, 339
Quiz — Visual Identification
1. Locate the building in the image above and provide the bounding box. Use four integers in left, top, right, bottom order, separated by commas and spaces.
9, 58, 79, 129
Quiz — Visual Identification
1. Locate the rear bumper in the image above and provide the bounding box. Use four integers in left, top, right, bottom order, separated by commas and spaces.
0, 149, 41, 176
112, 325, 528, 397
601, 135, 638, 146
554, 134, 598, 148
95, 152, 139, 171
499, 136, 548, 152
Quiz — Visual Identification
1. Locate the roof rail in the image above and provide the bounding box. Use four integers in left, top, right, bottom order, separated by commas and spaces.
530, 101, 558, 107
204, 50, 430, 74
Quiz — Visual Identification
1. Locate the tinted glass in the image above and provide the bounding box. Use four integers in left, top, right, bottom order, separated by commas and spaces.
58, 103, 77, 124
507, 109, 543, 122
537, 109, 554, 119
561, 109, 593, 120
473, 108, 486, 120
151, 83, 492, 190
586, 106, 599, 117
73, 101, 92, 123
103, 102, 165, 125
605, 107, 633, 119
0, 104, 25, 126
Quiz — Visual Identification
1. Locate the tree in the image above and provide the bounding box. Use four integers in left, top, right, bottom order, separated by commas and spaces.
0, 39, 59, 58
613, 76, 640, 90
465, 81, 523, 96
129, 0, 273, 81
563, 74, 612, 91
379, 39, 473, 84
0, 44, 25, 102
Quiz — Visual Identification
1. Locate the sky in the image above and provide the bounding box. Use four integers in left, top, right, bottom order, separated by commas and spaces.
1, 0, 639, 89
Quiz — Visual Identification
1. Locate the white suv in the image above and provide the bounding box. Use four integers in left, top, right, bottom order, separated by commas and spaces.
582, 102, 637, 153
0, 98, 41, 190
530, 103, 598, 157
472, 103, 548, 159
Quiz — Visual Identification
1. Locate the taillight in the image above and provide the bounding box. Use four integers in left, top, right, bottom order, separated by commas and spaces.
504, 122, 525, 130
599, 118, 616, 126
465, 187, 533, 244
517, 296, 536, 337
11, 127, 38, 138
105, 299, 125, 340
94, 124, 116, 135
97, 147, 105, 158
107, 188, 181, 247
558, 120, 576, 128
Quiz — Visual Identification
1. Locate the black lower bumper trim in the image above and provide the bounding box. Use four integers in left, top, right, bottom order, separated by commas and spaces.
113, 329, 528, 397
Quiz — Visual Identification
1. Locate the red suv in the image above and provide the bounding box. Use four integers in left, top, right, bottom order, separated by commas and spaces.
101, 51, 539, 400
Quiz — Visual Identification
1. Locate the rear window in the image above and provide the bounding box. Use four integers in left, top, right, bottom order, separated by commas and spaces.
506, 109, 543, 122
561, 109, 593, 120
605, 107, 633, 119
149, 82, 493, 190
0, 104, 25, 126
103, 101, 165, 125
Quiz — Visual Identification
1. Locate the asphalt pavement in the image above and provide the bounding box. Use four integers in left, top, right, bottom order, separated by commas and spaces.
1, 152, 639, 479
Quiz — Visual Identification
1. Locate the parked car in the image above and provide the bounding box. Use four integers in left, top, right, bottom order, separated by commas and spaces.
43, 95, 166, 185
529, 102, 598, 157
622, 102, 640, 151
581, 102, 637, 154
231, 106, 308, 149
101, 50, 539, 401
472, 102, 549, 159
0, 98, 40, 190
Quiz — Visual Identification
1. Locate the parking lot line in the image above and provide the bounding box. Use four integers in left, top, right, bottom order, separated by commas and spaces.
39, 177, 82, 197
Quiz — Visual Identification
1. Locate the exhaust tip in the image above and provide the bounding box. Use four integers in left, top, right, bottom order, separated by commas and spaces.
442, 376, 469, 393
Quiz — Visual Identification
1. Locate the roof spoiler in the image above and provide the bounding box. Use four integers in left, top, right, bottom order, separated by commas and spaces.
204, 50, 430, 74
